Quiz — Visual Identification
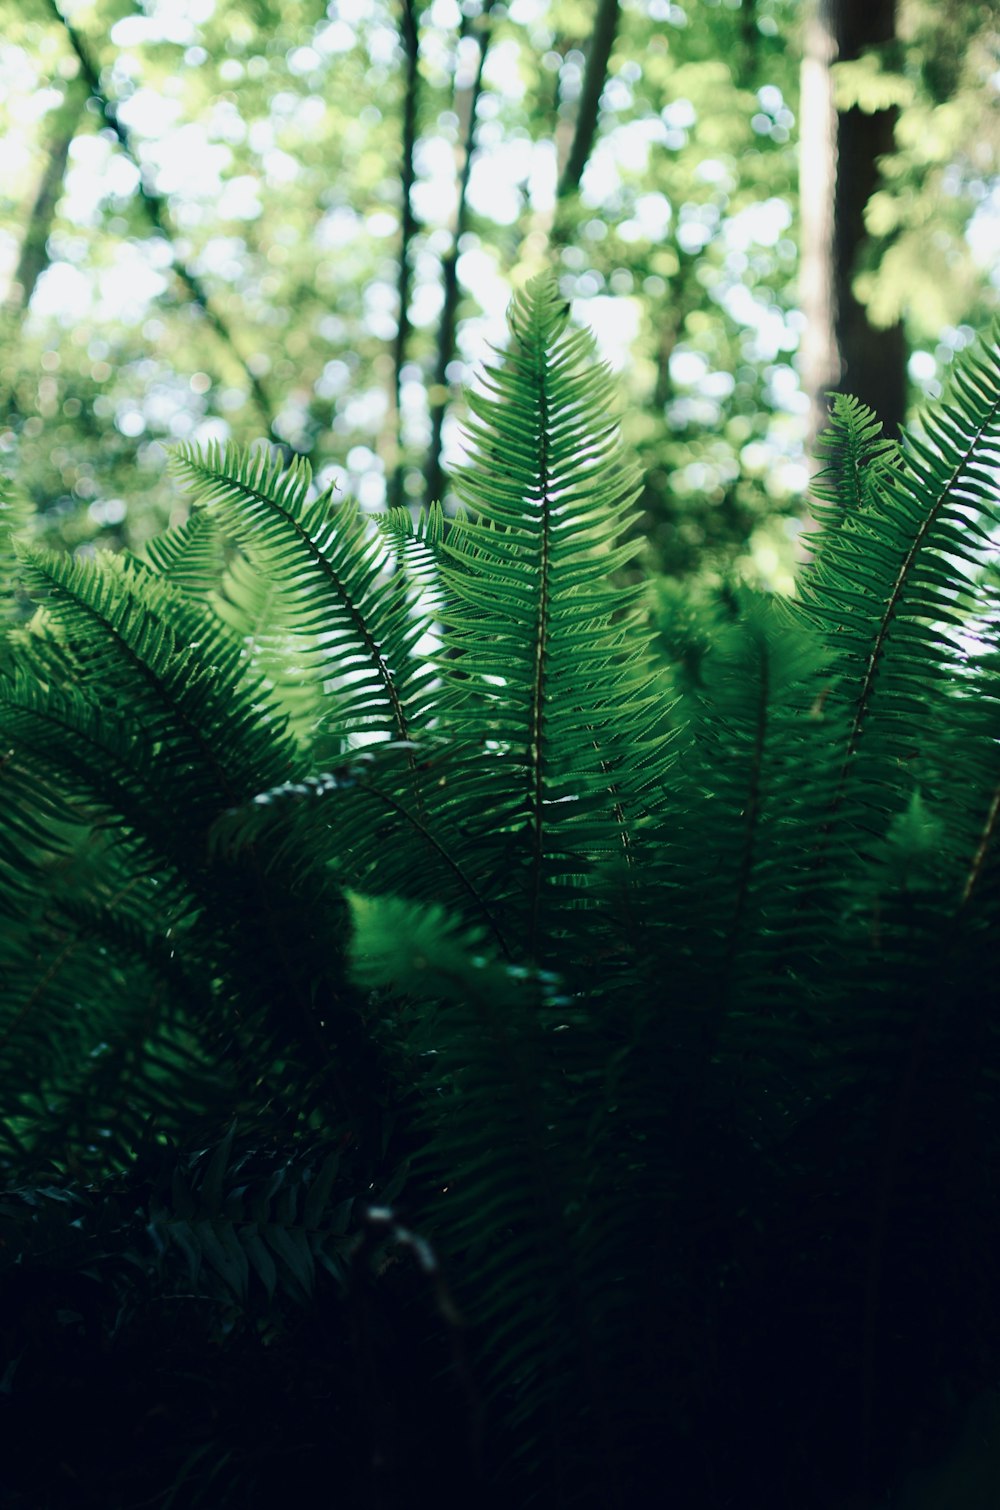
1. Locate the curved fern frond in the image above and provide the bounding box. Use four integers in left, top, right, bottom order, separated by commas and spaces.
12, 545, 298, 814
795, 340, 1000, 895
170, 444, 436, 751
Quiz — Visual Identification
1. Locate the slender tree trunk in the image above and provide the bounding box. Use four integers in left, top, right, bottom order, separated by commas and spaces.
557, 0, 621, 201
44, 0, 298, 453
4, 81, 85, 319
799, 1, 839, 450
425, 2, 495, 511
799, 0, 907, 451
1, 79, 86, 424
516, 0, 620, 260
388, 0, 421, 510
737, 0, 759, 89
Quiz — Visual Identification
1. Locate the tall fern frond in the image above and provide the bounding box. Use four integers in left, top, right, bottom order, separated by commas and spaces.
424, 275, 670, 962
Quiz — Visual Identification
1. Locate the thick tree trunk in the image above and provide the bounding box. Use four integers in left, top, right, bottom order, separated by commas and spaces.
799, 0, 907, 450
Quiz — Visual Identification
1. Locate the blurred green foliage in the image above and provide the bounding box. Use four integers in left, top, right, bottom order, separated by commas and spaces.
0, 0, 996, 582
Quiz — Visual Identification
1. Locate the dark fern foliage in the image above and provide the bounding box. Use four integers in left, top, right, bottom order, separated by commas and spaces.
0, 278, 999, 1507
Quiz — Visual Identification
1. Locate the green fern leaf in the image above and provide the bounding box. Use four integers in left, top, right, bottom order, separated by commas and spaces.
426, 274, 670, 961
170, 443, 436, 752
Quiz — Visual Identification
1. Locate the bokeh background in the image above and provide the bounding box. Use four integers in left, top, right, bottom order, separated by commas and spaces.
1, 0, 997, 586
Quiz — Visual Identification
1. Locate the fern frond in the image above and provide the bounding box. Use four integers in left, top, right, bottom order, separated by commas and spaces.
796, 335, 1000, 893
806, 348, 1000, 733
146, 1124, 356, 1306
0, 473, 31, 598
140, 506, 223, 600
212, 743, 514, 956
0, 547, 385, 1174
428, 274, 670, 962
12, 545, 298, 814
809, 392, 900, 529
170, 443, 437, 751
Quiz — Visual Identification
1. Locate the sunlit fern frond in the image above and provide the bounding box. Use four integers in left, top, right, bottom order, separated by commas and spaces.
413, 275, 673, 965
170, 443, 438, 754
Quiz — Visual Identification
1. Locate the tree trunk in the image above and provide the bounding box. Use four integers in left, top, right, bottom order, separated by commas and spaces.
799, 0, 907, 450
388, 0, 421, 510
425, 2, 495, 513
4, 81, 85, 320
557, 0, 621, 201
1, 80, 85, 425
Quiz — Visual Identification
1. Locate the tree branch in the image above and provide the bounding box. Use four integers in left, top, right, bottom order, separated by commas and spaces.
44, 0, 300, 455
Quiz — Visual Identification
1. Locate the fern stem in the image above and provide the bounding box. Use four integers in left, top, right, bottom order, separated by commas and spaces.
527, 332, 553, 961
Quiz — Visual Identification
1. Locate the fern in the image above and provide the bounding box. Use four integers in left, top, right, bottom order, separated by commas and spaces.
0, 544, 376, 1174
169, 443, 435, 753
1, 279, 999, 1506
426, 279, 667, 962
348, 895, 603, 1475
